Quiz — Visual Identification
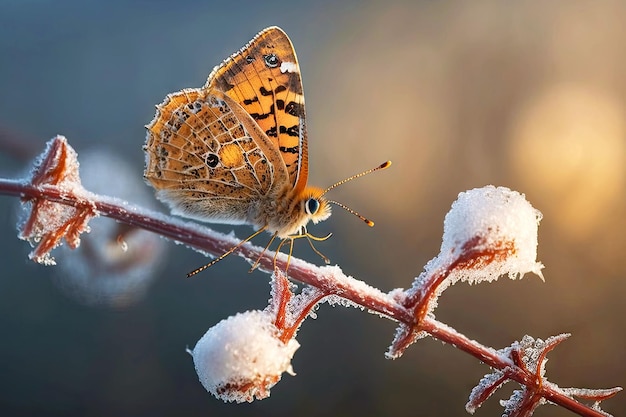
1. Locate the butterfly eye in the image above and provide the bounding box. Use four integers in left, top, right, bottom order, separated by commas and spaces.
305, 198, 320, 216
263, 53, 279, 68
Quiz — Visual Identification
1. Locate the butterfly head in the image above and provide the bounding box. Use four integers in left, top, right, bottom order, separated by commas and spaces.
301, 186, 332, 224
289, 161, 392, 237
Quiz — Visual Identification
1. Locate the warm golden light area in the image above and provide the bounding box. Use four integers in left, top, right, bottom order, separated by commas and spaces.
508, 85, 625, 240
303, 1, 626, 265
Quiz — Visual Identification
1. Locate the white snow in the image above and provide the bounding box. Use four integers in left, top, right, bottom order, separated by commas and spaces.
402, 186, 545, 323
500, 388, 545, 416
189, 310, 299, 403
439, 185, 544, 284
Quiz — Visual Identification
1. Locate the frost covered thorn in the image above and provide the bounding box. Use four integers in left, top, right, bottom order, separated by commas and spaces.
18, 135, 95, 265
467, 334, 621, 417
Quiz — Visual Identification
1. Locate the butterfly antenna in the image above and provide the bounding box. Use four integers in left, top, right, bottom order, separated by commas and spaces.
327, 200, 375, 227
187, 226, 267, 277
322, 160, 391, 227
322, 161, 391, 195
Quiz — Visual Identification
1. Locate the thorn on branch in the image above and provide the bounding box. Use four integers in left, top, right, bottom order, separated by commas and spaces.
562, 387, 623, 416
468, 334, 619, 417
17, 135, 96, 265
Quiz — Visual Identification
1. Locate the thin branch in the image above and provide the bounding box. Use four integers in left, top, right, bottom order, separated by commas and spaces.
0, 176, 616, 416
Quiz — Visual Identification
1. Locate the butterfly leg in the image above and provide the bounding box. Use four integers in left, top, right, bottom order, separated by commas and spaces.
273, 236, 296, 272
303, 229, 332, 264
186, 225, 268, 277
273, 228, 333, 271
305, 235, 330, 264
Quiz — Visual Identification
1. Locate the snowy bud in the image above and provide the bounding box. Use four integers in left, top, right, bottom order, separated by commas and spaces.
189, 310, 299, 403
441, 186, 544, 283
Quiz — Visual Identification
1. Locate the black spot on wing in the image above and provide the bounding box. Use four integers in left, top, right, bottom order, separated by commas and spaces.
206, 153, 219, 168
250, 104, 275, 121
263, 54, 279, 68
285, 101, 304, 117
285, 72, 303, 95
279, 125, 300, 137
266, 126, 277, 137
251, 112, 270, 120
279, 145, 299, 154
243, 97, 259, 105
259, 86, 273, 96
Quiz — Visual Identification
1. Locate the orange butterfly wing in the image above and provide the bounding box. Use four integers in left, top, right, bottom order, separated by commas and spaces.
144, 88, 286, 224
205, 26, 309, 195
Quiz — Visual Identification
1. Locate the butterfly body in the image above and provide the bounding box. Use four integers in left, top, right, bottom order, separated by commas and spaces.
144, 27, 332, 239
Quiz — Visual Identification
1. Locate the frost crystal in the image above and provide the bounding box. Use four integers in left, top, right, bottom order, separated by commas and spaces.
466, 370, 508, 414
513, 334, 570, 377
189, 310, 299, 403
500, 388, 545, 416
18, 136, 95, 265
467, 334, 580, 415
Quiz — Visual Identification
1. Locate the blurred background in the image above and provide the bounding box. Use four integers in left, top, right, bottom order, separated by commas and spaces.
0, 1, 624, 416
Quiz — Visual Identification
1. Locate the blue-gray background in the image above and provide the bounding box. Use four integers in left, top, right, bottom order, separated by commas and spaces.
0, 1, 624, 416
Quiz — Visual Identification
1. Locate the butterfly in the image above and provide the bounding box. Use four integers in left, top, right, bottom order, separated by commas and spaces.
144, 26, 390, 275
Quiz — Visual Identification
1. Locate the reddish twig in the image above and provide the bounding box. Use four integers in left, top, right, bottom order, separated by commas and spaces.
0, 136, 620, 416
0, 176, 619, 416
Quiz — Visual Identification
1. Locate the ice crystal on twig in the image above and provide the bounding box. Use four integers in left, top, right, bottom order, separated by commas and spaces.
17, 136, 95, 265
561, 387, 623, 417
439, 186, 544, 286
467, 334, 620, 416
